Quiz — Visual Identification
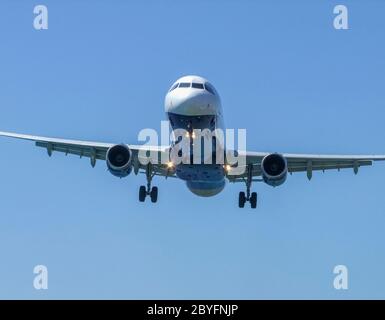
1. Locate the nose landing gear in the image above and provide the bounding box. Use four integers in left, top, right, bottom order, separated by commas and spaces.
238, 164, 258, 209
139, 163, 158, 203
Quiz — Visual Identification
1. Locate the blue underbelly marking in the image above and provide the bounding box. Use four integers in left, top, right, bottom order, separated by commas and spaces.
186, 179, 226, 197
176, 164, 224, 182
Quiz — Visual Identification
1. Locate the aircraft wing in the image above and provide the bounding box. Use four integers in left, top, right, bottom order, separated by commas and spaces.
2, 131, 385, 181
0, 131, 173, 177
227, 151, 385, 181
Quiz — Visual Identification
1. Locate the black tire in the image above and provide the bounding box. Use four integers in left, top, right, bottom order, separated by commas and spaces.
250, 192, 257, 209
139, 186, 146, 202
150, 186, 158, 203
238, 192, 246, 208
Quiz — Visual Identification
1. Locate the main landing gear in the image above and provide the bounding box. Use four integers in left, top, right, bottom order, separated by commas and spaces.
139, 163, 158, 203
238, 164, 257, 209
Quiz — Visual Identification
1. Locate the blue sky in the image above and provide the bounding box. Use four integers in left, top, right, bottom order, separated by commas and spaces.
1, 0, 385, 299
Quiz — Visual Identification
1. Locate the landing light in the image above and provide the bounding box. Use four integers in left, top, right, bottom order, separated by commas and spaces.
224, 164, 232, 172
167, 161, 174, 169
185, 131, 196, 139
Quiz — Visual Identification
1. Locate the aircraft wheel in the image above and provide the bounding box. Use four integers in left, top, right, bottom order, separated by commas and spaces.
250, 192, 257, 209
238, 192, 246, 208
139, 186, 146, 202
150, 186, 158, 203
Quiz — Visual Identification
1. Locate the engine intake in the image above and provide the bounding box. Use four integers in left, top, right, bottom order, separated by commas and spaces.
106, 144, 132, 178
261, 153, 287, 187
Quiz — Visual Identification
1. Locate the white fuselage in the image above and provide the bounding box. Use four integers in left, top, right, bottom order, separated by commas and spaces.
164, 75, 226, 197
165, 75, 224, 128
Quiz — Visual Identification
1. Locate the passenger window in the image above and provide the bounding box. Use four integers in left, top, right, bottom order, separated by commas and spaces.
205, 83, 216, 95
179, 82, 191, 88
169, 83, 179, 92
192, 83, 204, 89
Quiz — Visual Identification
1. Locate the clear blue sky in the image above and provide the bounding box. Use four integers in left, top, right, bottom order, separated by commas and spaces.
1, 0, 385, 299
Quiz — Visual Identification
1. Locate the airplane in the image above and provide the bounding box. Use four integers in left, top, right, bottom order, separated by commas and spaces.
1, 75, 385, 209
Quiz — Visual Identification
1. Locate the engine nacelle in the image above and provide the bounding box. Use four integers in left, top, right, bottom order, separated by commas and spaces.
106, 144, 133, 178
261, 153, 288, 187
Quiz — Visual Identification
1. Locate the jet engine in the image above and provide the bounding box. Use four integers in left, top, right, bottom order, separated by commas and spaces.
261, 153, 288, 187
106, 144, 133, 178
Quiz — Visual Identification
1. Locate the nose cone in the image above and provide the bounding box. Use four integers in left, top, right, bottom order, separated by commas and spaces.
165, 75, 221, 116
165, 90, 219, 116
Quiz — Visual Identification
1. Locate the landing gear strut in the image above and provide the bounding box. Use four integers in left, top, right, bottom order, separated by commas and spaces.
139, 163, 158, 203
238, 164, 257, 209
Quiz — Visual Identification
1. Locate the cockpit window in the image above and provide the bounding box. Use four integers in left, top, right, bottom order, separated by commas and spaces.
192, 83, 204, 89
204, 82, 216, 95
179, 82, 191, 88
169, 83, 179, 92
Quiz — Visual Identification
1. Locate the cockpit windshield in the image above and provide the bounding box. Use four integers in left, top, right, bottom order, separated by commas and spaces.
169, 81, 214, 93
204, 82, 216, 95
169, 83, 179, 92
192, 83, 204, 89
